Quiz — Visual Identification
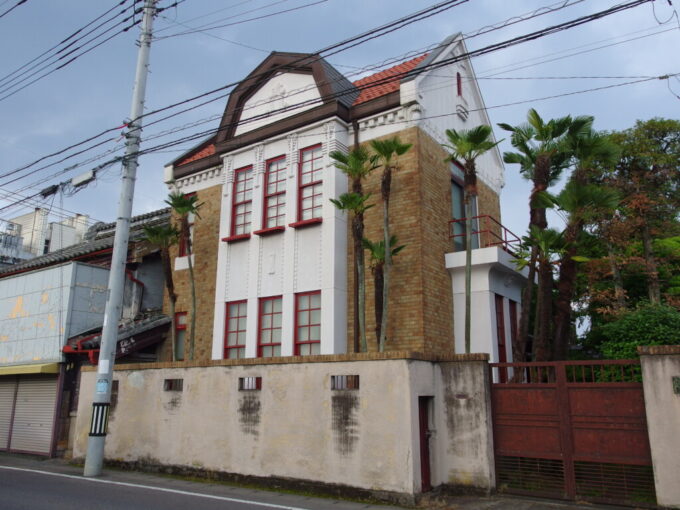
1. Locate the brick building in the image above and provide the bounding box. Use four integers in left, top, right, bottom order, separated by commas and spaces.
163, 34, 525, 363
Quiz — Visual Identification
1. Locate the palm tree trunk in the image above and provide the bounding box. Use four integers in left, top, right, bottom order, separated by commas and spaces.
353, 215, 367, 352
352, 176, 362, 353
553, 222, 580, 360
641, 224, 661, 305
464, 200, 473, 354
160, 248, 177, 361
374, 262, 384, 348
534, 256, 553, 362
379, 166, 392, 352
187, 245, 197, 361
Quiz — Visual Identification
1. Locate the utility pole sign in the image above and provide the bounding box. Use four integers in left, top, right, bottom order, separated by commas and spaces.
83, 0, 158, 477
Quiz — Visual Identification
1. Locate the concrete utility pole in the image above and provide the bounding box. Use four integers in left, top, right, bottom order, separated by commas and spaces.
84, 0, 157, 477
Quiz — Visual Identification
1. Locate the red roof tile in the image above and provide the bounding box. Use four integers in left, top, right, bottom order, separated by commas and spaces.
176, 143, 216, 166
352, 54, 428, 105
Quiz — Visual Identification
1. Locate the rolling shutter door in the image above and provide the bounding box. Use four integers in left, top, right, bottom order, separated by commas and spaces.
9, 376, 58, 455
0, 377, 17, 450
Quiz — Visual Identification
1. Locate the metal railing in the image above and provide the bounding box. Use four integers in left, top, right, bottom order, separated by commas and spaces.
449, 215, 520, 253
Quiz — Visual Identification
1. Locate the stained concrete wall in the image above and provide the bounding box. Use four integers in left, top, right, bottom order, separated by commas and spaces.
639, 346, 680, 509
72, 354, 493, 498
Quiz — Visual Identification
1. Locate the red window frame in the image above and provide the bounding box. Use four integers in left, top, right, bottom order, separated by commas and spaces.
456, 72, 463, 97
295, 290, 321, 356
297, 144, 323, 222
231, 166, 254, 237
262, 155, 287, 229
224, 300, 247, 359
178, 192, 196, 257
257, 296, 282, 358
175, 312, 187, 361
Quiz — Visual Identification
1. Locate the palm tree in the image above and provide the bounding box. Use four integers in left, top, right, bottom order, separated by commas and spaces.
363, 236, 405, 345
551, 132, 620, 359
330, 192, 373, 352
499, 110, 592, 361
370, 137, 412, 352
330, 148, 378, 353
443, 125, 501, 354
143, 224, 180, 360
166, 191, 202, 361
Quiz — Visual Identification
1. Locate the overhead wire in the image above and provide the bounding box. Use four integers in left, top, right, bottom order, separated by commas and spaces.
0, 0, 662, 208
1, 0, 657, 194
0, 0, 132, 88
0, 6, 143, 102
0, 0, 27, 20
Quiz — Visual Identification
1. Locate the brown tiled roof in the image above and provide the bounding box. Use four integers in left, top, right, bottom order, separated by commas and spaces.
352, 54, 428, 105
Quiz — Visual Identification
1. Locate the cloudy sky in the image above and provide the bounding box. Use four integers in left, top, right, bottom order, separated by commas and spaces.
0, 0, 678, 238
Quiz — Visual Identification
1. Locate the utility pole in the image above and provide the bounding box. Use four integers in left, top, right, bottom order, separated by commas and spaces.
83, 0, 157, 477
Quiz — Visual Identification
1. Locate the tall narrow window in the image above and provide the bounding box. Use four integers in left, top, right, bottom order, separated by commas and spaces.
494, 294, 508, 376
175, 312, 187, 360
231, 166, 253, 236
298, 144, 323, 221
263, 156, 287, 228
456, 72, 463, 97
258, 296, 282, 357
224, 300, 247, 359
295, 291, 321, 356
451, 163, 479, 251
178, 192, 196, 257
509, 300, 519, 360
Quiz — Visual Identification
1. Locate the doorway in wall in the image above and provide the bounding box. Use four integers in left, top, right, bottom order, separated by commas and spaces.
418, 396, 433, 492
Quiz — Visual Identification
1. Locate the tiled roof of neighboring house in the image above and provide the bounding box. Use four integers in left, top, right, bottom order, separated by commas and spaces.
68, 313, 172, 351
0, 208, 171, 276
352, 53, 428, 105
176, 140, 216, 167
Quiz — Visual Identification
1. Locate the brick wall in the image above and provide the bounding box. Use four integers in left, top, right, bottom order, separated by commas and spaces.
160, 184, 221, 362
346, 126, 501, 356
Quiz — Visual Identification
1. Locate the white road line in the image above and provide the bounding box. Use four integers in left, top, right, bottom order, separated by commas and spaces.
0, 465, 310, 510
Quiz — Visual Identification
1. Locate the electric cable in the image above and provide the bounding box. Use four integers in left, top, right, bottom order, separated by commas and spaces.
0, 0, 27, 20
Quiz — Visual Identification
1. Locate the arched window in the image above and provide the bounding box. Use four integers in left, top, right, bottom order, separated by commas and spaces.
456, 72, 463, 97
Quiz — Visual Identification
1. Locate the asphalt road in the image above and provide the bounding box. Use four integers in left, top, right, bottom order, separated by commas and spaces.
0, 464, 403, 510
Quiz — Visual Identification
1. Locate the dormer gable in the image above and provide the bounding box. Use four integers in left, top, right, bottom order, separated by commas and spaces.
215, 52, 357, 146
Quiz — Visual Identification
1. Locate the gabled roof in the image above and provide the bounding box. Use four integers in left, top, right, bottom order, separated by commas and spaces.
352, 53, 428, 105
0, 208, 170, 276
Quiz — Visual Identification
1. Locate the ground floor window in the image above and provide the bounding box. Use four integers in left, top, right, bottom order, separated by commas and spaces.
224, 300, 247, 359
295, 291, 321, 356
258, 296, 282, 357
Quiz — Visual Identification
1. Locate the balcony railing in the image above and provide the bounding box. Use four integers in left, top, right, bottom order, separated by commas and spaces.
449, 215, 520, 253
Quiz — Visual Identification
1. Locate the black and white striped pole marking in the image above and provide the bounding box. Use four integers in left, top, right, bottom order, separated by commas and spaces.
89, 402, 110, 437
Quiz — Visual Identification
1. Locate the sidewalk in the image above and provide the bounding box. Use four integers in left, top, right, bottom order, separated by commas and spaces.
0, 452, 633, 510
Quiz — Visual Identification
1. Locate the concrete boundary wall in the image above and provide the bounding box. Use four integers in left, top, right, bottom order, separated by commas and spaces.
639, 346, 680, 509
72, 353, 493, 500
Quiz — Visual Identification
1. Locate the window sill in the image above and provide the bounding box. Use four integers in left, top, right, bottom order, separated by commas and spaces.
253, 226, 285, 236
221, 234, 251, 243
289, 218, 322, 229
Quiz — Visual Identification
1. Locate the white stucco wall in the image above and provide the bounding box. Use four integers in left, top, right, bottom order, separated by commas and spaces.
72, 356, 494, 497
640, 350, 680, 508
446, 247, 526, 362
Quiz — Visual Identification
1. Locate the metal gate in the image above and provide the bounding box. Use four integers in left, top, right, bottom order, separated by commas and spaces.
490, 360, 655, 507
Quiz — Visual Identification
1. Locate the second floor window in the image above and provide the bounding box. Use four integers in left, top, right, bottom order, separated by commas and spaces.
295, 291, 321, 356
298, 144, 323, 221
263, 156, 287, 228
232, 166, 253, 236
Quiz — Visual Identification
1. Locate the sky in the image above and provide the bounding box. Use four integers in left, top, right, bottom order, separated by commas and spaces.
0, 0, 678, 240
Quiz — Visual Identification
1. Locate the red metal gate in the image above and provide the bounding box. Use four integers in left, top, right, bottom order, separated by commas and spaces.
490, 361, 655, 507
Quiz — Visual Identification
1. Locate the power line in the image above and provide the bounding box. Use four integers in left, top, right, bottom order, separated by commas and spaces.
0, 0, 27, 20
0, 7, 143, 102
0, 0, 656, 195
0, 0, 470, 181
0, 0, 132, 88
